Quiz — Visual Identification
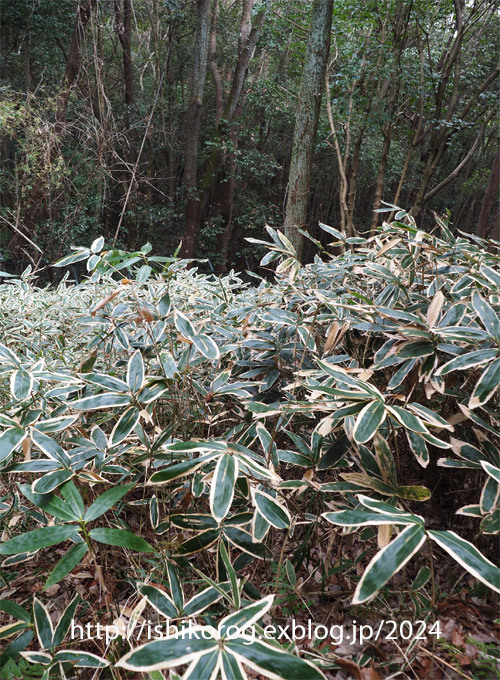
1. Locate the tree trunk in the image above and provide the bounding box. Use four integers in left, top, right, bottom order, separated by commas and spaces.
477, 140, 500, 240
283, 0, 333, 260
181, 0, 212, 258
115, 0, 134, 110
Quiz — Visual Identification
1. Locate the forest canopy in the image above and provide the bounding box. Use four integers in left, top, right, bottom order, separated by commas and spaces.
0, 0, 498, 270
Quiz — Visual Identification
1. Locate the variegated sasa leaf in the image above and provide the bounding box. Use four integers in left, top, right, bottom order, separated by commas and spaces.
115, 628, 217, 671
31, 430, 70, 467
149, 453, 216, 485
33, 598, 54, 650
357, 495, 424, 523
352, 524, 426, 605
183, 585, 226, 618
0, 428, 27, 463
322, 509, 418, 528
218, 541, 240, 609
436, 348, 498, 376
53, 649, 109, 668
174, 309, 196, 339
110, 406, 140, 446
210, 454, 238, 523
225, 637, 326, 680
223, 526, 272, 560
70, 393, 131, 410
252, 488, 290, 530
472, 291, 500, 343
469, 358, 500, 409
428, 530, 500, 594
10, 369, 34, 401
219, 595, 274, 637
183, 649, 220, 680
353, 400, 386, 444
481, 461, 500, 484
139, 584, 178, 619
192, 334, 220, 361
127, 350, 145, 392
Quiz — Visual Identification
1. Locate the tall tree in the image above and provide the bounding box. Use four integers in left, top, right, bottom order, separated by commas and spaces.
477, 140, 500, 240
181, 0, 212, 258
284, 0, 333, 258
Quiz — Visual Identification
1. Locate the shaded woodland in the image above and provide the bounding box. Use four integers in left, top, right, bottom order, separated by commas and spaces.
0, 0, 498, 270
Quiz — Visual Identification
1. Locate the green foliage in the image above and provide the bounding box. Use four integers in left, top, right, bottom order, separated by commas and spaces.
0, 212, 498, 677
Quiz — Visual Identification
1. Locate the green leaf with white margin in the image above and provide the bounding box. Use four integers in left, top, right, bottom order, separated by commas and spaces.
352, 524, 426, 604
167, 563, 184, 611
174, 310, 196, 339
33, 598, 54, 649
481, 461, 500, 484
115, 627, 217, 671
221, 649, 246, 680
31, 430, 70, 467
0, 621, 28, 640
322, 509, 420, 527
0, 428, 27, 463
53, 249, 90, 267
210, 455, 238, 523
32, 469, 73, 494
192, 335, 220, 361
84, 483, 134, 522
472, 291, 500, 343
177, 529, 221, 556
79, 372, 129, 392
110, 406, 140, 446
35, 415, 79, 433
139, 584, 178, 619
149, 453, 216, 485
252, 489, 290, 529
0, 525, 81, 555
70, 393, 131, 410
89, 528, 154, 552
353, 401, 386, 444
387, 405, 429, 434
218, 541, 240, 609
223, 527, 272, 560
226, 637, 326, 680
183, 649, 220, 680
183, 585, 226, 618
469, 358, 500, 409
10, 369, 34, 401
436, 349, 498, 376
52, 594, 80, 647
357, 494, 424, 522
428, 530, 500, 593
127, 350, 145, 392
20, 651, 52, 665
406, 403, 454, 430
53, 650, 109, 668
219, 595, 274, 637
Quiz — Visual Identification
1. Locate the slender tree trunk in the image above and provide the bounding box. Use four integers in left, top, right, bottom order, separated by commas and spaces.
477, 140, 500, 239
181, 0, 212, 258
284, 0, 333, 259
115, 0, 134, 110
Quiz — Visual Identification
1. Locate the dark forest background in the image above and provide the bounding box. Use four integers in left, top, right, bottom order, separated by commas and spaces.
0, 0, 498, 272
